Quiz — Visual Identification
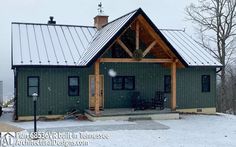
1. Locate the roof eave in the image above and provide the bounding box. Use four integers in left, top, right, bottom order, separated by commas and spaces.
11, 65, 88, 69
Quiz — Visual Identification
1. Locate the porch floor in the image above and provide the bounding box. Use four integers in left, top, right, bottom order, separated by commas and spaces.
84, 108, 179, 121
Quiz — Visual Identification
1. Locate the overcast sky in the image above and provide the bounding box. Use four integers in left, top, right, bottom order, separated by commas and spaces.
0, 0, 195, 100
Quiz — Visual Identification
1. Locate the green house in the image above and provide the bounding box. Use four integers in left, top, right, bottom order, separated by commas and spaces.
11, 8, 222, 120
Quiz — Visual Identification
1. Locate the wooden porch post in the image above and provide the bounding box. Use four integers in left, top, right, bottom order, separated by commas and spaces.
136, 21, 139, 50
171, 61, 177, 111
95, 59, 100, 115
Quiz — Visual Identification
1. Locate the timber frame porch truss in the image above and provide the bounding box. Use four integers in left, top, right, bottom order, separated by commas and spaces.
93, 15, 183, 115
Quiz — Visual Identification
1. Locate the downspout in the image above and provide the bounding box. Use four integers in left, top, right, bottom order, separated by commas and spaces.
216, 67, 222, 73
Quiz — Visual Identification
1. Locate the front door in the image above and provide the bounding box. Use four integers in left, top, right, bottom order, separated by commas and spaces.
89, 75, 104, 109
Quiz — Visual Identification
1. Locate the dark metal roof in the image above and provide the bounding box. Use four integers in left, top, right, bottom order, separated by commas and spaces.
12, 8, 222, 68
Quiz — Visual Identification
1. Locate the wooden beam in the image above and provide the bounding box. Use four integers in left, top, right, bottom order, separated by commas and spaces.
94, 60, 100, 115
136, 21, 139, 50
100, 58, 173, 63
117, 39, 133, 57
143, 41, 156, 57
137, 16, 174, 59
171, 61, 177, 111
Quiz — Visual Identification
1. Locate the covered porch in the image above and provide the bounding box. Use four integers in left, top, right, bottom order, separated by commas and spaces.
89, 14, 184, 116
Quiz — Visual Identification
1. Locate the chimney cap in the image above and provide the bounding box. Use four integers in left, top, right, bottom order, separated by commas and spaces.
48, 16, 56, 24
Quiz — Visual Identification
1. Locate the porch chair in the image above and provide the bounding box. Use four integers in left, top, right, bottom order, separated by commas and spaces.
130, 91, 146, 110
151, 91, 167, 110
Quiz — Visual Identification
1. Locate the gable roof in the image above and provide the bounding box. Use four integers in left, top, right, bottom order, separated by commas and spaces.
11, 8, 222, 68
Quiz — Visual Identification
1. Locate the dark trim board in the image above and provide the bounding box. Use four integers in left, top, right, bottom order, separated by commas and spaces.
12, 65, 88, 69
14, 69, 18, 120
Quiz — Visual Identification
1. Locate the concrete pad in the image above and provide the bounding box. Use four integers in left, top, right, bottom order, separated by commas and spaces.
0, 122, 24, 132
85, 113, 179, 121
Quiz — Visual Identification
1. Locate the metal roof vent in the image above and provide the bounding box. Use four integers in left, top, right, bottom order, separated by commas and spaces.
48, 16, 56, 24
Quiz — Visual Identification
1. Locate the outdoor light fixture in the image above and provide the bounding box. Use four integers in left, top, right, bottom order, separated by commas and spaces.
32, 92, 38, 134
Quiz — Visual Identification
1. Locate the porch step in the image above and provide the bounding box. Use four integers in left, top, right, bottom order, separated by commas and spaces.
84, 108, 179, 121
128, 116, 152, 121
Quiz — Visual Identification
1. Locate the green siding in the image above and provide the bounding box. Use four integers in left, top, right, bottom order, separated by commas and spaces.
16, 64, 216, 116
17, 67, 93, 116
100, 63, 170, 108
176, 67, 216, 109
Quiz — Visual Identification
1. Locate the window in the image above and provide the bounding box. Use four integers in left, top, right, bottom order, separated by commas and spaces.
27, 76, 39, 96
202, 75, 210, 92
164, 75, 171, 93
68, 77, 79, 96
112, 76, 135, 90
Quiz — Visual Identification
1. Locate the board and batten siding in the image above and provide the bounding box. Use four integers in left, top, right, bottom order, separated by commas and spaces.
16, 64, 216, 116
17, 67, 93, 116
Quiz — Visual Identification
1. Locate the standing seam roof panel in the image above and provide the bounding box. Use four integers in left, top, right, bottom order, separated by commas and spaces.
161, 29, 221, 66
180, 31, 220, 65
12, 23, 97, 66
161, 31, 195, 65
165, 30, 207, 65
171, 31, 210, 64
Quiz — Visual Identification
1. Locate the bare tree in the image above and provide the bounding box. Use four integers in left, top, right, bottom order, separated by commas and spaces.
227, 67, 236, 114
186, 0, 236, 112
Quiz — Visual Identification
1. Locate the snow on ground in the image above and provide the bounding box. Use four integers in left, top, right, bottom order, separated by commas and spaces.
87, 114, 236, 147
1, 111, 236, 147
9, 119, 136, 130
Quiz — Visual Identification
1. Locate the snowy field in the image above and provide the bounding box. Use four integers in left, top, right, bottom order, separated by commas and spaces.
1, 111, 236, 147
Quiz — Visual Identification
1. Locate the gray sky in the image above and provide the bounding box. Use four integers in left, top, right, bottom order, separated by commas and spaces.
0, 0, 195, 100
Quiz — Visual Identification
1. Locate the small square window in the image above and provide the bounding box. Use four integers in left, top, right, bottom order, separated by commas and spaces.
202, 75, 210, 92
68, 77, 79, 96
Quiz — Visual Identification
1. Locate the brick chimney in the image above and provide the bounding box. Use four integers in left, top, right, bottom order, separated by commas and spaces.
94, 15, 109, 29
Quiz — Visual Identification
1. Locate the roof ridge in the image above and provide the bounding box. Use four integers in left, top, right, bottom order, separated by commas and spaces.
12, 22, 96, 28
100, 8, 141, 29
160, 28, 185, 32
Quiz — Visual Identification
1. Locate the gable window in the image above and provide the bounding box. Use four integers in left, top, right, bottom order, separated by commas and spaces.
202, 75, 210, 92
112, 76, 135, 90
68, 77, 79, 96
27, 76, 39, 96
164, 75, 171, 93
